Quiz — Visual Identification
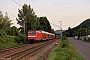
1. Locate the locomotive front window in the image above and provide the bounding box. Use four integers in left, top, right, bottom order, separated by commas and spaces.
28, 31, 36, 34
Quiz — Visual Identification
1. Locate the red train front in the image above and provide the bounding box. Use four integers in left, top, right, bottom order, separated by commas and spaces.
28, 30, 42, 41
28, 30, 55, 42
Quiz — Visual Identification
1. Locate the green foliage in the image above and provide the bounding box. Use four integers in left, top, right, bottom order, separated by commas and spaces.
84, 36, 90, 42
39, 17, 51, 33
36, 17, 41, 30
0, 41, 18, 49
16, 4, 37, 34
0, 34, 19, 49
51, 29, 55, 34
0, 30, 7, 37
84, 36, 87, 41
0, 11, 12, 31
0, 32, 28, 49
15, 34, 27, 44
61, 40, 70, 48
6, 26, 20, 36
63, 18, 90, 37
79, 18, 90, 28
47, 37, 85, 60
0, 11, 20, 36
47, 46, 58, 60
88, 37, 90, 42
0, 30, 27, 49
61, 36, 67, 40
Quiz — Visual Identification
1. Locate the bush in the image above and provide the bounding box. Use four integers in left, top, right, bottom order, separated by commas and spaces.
61, 36, 67, 40
83, 36, 90, 42
6, 26, 21, 36
79, 37, 82, 40
0, 35, 19, 49
84, 36, 86, 41
15, 34, 28, 44
0, 29, 28, 49
0, 30, 7, 37
88, 37, 90, 42
61, 40, 70, 48
0, 30, 8, 43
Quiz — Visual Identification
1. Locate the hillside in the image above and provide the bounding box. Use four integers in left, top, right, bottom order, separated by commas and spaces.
78, 18, 90, 28
63, 18, 90, 37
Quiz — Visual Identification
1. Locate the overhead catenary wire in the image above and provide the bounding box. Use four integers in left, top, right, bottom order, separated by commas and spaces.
51, 23, 61, 28
0, 0, 21, 17
12, 0, 22, 7
0, 0, 22, 18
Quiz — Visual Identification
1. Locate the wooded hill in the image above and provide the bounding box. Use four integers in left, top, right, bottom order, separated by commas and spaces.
63, 18, 90, 37
78, 18, 90, 28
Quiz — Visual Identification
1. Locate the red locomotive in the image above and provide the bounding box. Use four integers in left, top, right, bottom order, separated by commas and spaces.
28, 30, 55, 42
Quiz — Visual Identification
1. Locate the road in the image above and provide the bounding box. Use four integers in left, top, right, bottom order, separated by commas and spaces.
68, 37, 90, 60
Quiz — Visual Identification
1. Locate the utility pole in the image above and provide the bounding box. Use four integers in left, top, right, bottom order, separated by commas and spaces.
24, 16, 26, 42
59, 21, 62, 39
24, 20, 25, 35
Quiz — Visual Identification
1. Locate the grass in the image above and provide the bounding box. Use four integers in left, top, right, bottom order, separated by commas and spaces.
0, 30, 27, 49
0, 36, 19, 49
0, 41, 19, 49
47, 39, 86, 60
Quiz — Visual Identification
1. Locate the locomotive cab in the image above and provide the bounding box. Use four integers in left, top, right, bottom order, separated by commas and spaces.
28, 30, 36, 41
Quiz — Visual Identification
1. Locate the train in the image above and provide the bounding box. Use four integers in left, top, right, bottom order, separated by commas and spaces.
27, 30, 55, 43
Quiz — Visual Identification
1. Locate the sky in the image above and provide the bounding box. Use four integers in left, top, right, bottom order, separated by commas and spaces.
0, 0, 90, 30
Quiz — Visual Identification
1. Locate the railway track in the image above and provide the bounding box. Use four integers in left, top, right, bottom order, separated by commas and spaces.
0, 39, 59, 60
0, 44, 31, 57
0, 44, 30, 53
0, 43, 44, 58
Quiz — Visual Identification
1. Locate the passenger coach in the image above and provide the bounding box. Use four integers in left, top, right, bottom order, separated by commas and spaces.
28, 30, 55, 42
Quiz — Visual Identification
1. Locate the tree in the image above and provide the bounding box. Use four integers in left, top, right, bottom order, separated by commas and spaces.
6, 26, 20, 36
39, 17, 51, 32
36, 17, 41, 30
51, 29, 55, 34
16, 4, 37, 34
0, 11, 12, 31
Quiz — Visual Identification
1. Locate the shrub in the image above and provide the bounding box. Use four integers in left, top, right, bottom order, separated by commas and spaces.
61, 36, 67, 40
0, 30, 7, 37
15, 34, 27, 44
61, 40, 70, 48
88, 37, 90, 42
78, 36, 82, 40
84, 36, 86, 41
0, 35, 19, 49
